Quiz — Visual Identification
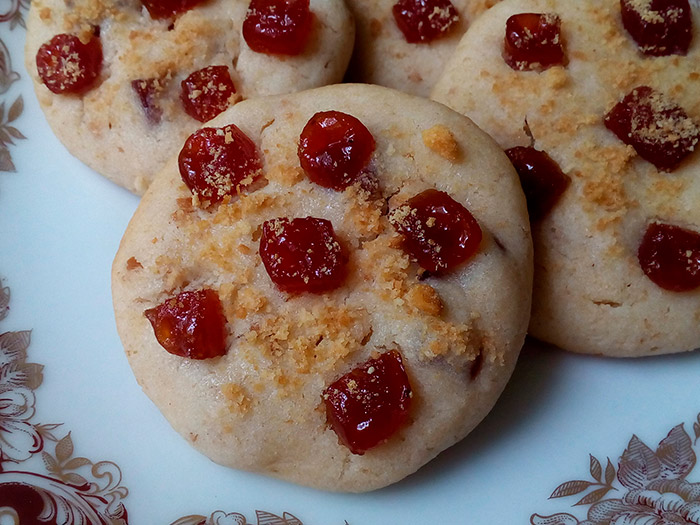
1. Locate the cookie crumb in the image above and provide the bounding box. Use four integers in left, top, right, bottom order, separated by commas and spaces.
221, 383, 251, 414
407, 283, 443, 316
126, 257, 143, 270
422, 124, 460, 161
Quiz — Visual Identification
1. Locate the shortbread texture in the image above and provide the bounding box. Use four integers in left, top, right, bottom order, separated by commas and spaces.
432, 0, 700, 356
112, 84, 532, 491
345, 0, 502, 96
26, 0, 354, 194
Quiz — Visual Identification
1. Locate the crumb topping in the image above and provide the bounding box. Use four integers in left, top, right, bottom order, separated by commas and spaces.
422, 124, 460, 161
220, 383, 251, 414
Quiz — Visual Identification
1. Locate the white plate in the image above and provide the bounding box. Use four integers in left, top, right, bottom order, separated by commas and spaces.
2, 8, 700, 524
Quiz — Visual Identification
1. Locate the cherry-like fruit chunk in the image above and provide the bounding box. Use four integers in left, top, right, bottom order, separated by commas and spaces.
621, 0, 692, 56
36, 33, 102, 94
144, 289, 228, 359
132, 78, 163, 124
638, 222, 700, 292
260, 216, 347, 293
503, 13, 565, 71
141, 0, 207, 19
505, 146, 570, 222
392, 0, 459, 43
298, 111, 376, 191
323, 350, 412, 455
604, 86, 700, 171
178, 124, 262, 202
389, 189, 482, 274
180, 65, 236, 123
243, 0, 312, 55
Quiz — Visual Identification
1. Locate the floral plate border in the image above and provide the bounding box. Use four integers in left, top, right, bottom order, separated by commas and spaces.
2, 2, 700, 524
0, 8, 311, 525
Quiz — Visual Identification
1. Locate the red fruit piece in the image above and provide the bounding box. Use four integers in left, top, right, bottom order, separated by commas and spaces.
620, 0, 692, 56
389, 189, 482, 274
144, 289, 228, 359
392, 0, 460, 43
260, 216, 347, 293
503, 13, 565, 71
505, 146, 571, 222
180, 65, 236, 123
141, 0, 207, 19
178, 124, 262, 202
243, 0, 313, 55
638, 222, 700, 292
604, 86, 700, 171
36, 33, 102, 94
132, 78, 164, 124
298, 111, 376, 191
323, 350, 412, 455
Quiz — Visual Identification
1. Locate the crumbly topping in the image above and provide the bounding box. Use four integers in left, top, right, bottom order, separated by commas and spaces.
580, 145, 636, 212
220, 383, 251, 414
422, 124, 460, 161
266, 164, 305, 186
242, 304, 370, 375
624, 0, 666, 24
62, 0, 127, 31
629, 88, 699, 147
406, 283, 443, 316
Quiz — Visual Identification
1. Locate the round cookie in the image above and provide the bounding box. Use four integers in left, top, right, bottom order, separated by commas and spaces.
345, 0, 501, 97
25, 0, 354, 194
112, 83, 532, 491
432, 0, 700, 357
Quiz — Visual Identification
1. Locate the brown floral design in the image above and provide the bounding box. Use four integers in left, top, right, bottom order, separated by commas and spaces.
171, 510, 305, 525
0, 0, 26, 172
0, 283, 129, 524
531, 415, 700, 525
0, 7, 317, 521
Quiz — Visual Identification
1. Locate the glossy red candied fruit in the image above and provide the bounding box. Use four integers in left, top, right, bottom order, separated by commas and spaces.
260, 217, 347, 293
323, 350, 412, 455
243, 0, 313, 55
604, 86, 700, 172
180, 65, 236, 123
298, 111, 376, 191
392, 0, 460, 44
132, 78, 163, 124
36, 33, 102, 94
389, 189, 482, 274
505, 146, 571, 222
144, 289, 228, 359
178, 124, 262, 202
140, 0, 207, 19
503, 13, 565, 71
638, 222, 700, 292
620, 0, 692, 56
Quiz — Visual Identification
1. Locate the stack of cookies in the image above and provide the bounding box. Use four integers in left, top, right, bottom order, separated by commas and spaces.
25, 0, 699, 491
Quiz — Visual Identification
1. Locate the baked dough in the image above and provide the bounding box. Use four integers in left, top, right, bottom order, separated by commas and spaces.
25, 0, 354, 194
345, 0, 501, 96
432, 0, 700, 357
112, 83, 532, 491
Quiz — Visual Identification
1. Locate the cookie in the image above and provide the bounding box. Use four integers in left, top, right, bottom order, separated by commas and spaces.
432, 0, 700, 357
25, 0, 354, 194
112, 83, 532, 491
345, 0, 501, 96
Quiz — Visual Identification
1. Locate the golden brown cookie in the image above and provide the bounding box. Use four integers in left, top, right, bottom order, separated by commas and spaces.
433, 0, 700, 357
112, 83, 532, 491
26, 0, 354, 194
